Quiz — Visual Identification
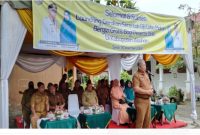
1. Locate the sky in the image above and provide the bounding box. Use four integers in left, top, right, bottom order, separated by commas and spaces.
134, 0, 200, 17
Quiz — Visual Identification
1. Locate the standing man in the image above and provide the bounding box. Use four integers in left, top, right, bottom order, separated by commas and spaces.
59, 74, 67, 92
30, 82, 49, 128
21, 81, 35, 128
132, 59, 153, 128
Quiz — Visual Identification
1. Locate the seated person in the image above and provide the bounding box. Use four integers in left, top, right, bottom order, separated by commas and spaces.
110, 79, 130, 124
48, 85, 65, 112
97, 79, 109, 109
82, 83, 98, 107
124, 80, 135, 106
71, 80, 84, 107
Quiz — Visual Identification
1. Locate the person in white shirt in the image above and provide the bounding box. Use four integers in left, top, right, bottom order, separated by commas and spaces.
41, 3, 60, 42
173, 24, 183, 49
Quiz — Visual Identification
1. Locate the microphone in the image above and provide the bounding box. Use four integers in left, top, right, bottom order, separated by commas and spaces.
146, 70, 154, 76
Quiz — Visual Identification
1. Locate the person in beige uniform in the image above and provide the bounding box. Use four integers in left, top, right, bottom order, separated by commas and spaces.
82, 83, 98, 107
30, 82, 49, 128
132, 59, 153, 128
21, 81, 35, 128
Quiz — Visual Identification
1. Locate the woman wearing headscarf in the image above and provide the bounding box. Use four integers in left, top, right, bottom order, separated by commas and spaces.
124, 80, 135, 105
110, 79, 130, 124
60, 10, 77, 45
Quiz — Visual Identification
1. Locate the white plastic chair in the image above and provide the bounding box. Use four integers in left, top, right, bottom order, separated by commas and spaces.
111, 107, 120, 125
68, 94, 80, 118
68, 94, 81, 128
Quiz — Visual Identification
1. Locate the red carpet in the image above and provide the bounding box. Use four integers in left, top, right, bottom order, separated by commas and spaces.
108, 120, 187, 129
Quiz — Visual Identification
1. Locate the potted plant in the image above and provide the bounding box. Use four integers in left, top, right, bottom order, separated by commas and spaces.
168, 85, 179, 104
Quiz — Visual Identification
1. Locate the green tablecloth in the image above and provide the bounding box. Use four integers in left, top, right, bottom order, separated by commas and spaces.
151, 106, 157, 121
40, 117, 77, 128
151, 103, 177, 121
78, 112, 111, 128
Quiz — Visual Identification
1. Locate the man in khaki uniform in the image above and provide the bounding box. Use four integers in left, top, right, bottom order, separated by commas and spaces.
30, 82, 49, 128
132, 59, 153, 128
48, 85, 65, 112
82, 83, 98, 107
21, 81, 35, 128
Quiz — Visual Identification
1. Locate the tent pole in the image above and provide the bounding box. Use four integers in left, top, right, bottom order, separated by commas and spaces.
72, 66, 77, 89
158, 65, 164, 92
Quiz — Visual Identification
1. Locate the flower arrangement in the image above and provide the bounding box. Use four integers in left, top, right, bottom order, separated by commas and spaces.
54, 110, 64, 120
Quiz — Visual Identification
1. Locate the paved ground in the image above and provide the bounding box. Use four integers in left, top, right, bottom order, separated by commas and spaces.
175, 100, 200, 128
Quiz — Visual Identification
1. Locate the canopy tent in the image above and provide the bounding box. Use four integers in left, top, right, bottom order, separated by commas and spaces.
0, 2, 197, 128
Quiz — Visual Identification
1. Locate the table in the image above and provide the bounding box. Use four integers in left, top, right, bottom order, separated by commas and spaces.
151, 103, 177, 126
78, 112, 111, 128
38, 117, 77, 128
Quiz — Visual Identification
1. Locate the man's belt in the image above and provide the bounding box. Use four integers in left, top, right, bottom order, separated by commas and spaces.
35, 111, 44, 113
135, 95, 150, 99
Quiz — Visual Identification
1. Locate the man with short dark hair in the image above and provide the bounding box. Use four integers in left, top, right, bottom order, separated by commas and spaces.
48, 85, 65, 112
41, 2, 60, 42
59, 74, 67, 92
71, 80, 84, 106
21, 81, 35, 128
132, 59, 153, 128
30, 82, 49, 128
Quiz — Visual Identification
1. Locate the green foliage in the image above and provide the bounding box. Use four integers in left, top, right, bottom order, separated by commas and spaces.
80, 75, 89, 90
179, 4, 200, 67
95, 0, 101, 3
68, 79, 73, 89
82, 75, 89, 84
120, 70, 131, 82
68, 69, 73, 78
81, 83, 87, 90
105, 0, 138, 10
168, 86, 178, 97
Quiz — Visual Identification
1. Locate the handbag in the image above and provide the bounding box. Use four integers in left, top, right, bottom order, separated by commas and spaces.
119, 99, 126, 104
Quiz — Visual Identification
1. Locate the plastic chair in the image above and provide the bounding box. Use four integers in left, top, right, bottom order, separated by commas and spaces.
68, 94, 80, 118
68, 94, 81, 128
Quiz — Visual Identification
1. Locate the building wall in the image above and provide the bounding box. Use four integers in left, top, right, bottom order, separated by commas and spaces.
9, 64, 63, 128
150, 59, 200, 97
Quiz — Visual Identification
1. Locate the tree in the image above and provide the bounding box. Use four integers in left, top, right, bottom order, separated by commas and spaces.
105, 0, 138, 10
91, 0, 138, 10
120, 70, 131, 82
179, 4, 200, 75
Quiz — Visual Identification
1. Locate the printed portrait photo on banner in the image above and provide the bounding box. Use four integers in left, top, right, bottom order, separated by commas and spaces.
41, 2, 60, 43
60, 10, 77, 46
173, 23, 183, 49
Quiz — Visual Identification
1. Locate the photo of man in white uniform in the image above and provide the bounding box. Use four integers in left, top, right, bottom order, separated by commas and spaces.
173, 24, 183, 49
41, 3, 60, 43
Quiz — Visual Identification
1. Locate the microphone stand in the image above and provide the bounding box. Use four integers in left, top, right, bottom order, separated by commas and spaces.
148, 73, 157, 102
